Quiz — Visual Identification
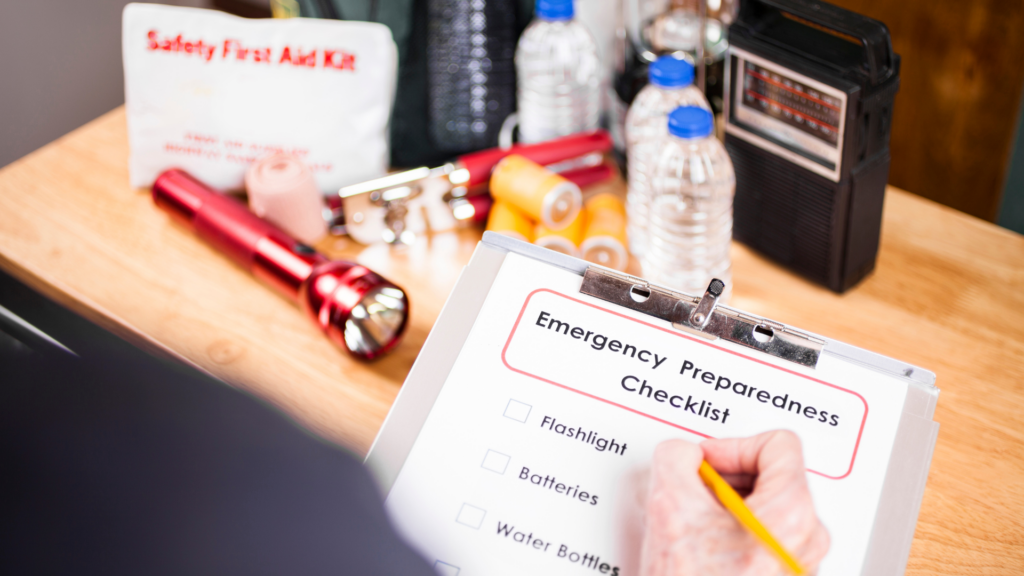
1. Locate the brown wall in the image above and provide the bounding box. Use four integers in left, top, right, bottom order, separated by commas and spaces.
829, 0, 1024, 221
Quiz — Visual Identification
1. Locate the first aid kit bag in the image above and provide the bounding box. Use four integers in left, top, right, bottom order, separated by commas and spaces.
123, 3, 397, 193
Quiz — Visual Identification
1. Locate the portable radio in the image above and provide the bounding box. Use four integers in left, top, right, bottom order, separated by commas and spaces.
723, 0, 899, 292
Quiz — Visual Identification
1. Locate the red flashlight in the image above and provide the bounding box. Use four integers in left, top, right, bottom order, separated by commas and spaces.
152, 169, 409, 360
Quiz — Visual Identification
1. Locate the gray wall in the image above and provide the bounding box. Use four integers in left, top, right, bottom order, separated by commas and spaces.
0, 0, 204, 168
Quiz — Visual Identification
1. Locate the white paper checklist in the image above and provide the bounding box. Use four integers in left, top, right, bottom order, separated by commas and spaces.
370, 237, 939, 576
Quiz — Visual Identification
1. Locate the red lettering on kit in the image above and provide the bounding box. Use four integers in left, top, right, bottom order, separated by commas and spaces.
222, 39, 272, 64
252, 48, 271, 63
323, 50, 356, 71
200, 39, 216, 61
281, 46, 318, 67
147, 30, 344, 70
147, 30, 215, 61
184, 132, 218, 144
296, 48, 317, 67
307, 162, 334, 172
223, 39, 238, 58
279, 46, 293, 65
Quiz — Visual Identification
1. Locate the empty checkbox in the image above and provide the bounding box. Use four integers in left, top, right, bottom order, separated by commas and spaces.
434, 560, 460, 576
481, 449, 511, 474
455, 503, 486, 529
504, 399, 532, 423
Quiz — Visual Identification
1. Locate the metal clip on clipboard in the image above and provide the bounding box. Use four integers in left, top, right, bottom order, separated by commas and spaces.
579, 267, 825, 368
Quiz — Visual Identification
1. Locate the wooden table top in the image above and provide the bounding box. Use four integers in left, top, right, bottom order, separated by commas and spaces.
1, 108, 1022, 573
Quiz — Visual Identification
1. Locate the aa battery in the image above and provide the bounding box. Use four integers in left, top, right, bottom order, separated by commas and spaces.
486, 200, 535, 242
534, 209, 586, 257
580, 193, 628, 271
490, 154, 582, 231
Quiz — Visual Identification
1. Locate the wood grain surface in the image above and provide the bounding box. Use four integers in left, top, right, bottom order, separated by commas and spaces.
829, 0, 1024, 222
1, 108, 1023, 573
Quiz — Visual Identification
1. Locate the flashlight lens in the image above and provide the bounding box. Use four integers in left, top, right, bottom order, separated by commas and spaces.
343, 285, 408, 356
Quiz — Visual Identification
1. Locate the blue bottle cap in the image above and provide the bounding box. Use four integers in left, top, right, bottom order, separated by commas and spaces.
649, 55, 695, 88
668, 106, 714, 139
536, 0, 574, 21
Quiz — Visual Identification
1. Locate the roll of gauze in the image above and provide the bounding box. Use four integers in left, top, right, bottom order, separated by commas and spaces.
245, 153, 327, 244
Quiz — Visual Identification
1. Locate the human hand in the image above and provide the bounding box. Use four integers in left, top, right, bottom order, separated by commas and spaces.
638, 431, 830, 576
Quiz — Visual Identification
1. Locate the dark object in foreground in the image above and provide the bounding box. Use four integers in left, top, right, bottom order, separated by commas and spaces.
153, 169, 409, 360
0, 344, 434, 576
724, 0, 900, 292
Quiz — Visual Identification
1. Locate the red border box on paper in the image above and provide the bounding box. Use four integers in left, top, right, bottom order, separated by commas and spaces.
501, 289, 869, 480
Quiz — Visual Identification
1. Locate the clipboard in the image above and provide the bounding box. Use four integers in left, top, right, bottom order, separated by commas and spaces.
367, 232, 939, 576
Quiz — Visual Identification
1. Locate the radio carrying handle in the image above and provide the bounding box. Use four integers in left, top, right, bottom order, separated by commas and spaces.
737, 0, 896, 86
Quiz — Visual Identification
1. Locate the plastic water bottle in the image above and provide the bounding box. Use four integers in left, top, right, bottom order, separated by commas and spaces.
642, 106, 735, 300
625, 55, 710, 258
515, 0, 601, 144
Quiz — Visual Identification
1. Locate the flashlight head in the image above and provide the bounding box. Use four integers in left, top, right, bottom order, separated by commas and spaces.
300, 261, 409, 360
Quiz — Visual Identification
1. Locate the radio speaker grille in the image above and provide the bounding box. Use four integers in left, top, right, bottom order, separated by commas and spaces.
726, 135, 843, 287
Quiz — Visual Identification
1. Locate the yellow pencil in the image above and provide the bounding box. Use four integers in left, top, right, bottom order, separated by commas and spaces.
698, 461, 807, 575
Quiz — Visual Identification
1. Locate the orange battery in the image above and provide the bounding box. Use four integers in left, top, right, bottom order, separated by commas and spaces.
486, 200, 535, 242
490, 154, 582, 231
580, 193, 628, 271
534, 209, 586, 257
